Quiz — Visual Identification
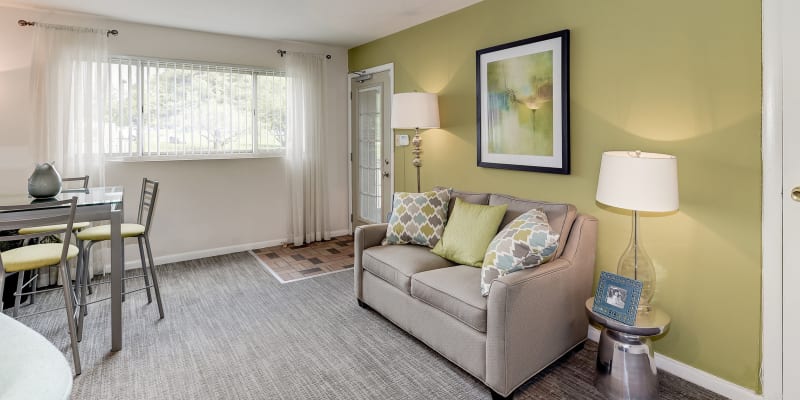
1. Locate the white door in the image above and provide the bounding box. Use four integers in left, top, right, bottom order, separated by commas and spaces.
351, 70, 392, 228
783, 0, 800, 396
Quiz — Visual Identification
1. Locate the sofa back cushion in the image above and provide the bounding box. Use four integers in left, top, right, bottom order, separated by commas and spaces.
488, 194, 577, 259
434, 187, 490, 220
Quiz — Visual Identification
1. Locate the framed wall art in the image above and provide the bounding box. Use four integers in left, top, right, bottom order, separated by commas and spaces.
592, 271, 643, 326
476, 30, 570, 174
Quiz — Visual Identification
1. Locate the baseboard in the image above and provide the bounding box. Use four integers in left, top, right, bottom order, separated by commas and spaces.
123, 229, 352, 269
587, 326, 762, 400
122, 239, 284, 269
331, 228, 352, 237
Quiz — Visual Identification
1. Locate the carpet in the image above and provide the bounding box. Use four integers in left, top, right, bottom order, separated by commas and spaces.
8, 252, 726, 399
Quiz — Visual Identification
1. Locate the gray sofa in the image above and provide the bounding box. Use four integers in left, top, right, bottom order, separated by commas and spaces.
353, 190, 598, 398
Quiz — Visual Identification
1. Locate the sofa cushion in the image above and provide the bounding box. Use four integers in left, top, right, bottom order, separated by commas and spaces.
411, 266, 487, 333
384, 189, 451, 248
431, 198, 508, 267
434, 187, 491, 219
362, 245, 454, 293
481, 208, 560, 296
489, 194, 576, 259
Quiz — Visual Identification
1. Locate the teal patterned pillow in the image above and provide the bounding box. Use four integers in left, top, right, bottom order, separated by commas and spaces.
480, 208, 560, 296
383, 189, 451, 248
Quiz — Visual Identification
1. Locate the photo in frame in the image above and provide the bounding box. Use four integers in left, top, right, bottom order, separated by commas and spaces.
592, 271, 643, 326
476, 30, 570, 174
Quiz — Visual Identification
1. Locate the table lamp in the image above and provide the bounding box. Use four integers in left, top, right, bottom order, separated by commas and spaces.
391, 92, 440, 192
596, 150, 679, 312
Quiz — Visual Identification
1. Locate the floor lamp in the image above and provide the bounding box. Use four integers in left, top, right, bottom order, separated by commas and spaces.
391, 92, 440, 192
596, 150, 679, 312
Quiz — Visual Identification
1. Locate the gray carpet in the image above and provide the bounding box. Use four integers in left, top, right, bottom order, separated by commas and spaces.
8, 252, 726, 399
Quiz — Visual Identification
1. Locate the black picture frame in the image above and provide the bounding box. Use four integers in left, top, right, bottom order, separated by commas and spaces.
476, 30, 570, 174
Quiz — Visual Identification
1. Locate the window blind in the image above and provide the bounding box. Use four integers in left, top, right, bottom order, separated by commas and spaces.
106, 57, 286, 158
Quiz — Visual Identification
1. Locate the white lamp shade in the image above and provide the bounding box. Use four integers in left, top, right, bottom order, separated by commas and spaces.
596, 151, 679, 212
391, 92, 440, 129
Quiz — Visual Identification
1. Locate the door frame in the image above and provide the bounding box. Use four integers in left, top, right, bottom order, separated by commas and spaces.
347, 63, 395, 232
762, 0, 783, 398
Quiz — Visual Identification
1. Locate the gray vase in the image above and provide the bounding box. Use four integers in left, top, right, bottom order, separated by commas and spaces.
28, 162, 62, 198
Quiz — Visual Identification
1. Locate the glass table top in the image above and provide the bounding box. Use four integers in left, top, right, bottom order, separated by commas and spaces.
0, 186, 124, 208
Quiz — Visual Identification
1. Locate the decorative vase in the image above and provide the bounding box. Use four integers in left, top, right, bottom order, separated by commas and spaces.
28, 162, 62, 198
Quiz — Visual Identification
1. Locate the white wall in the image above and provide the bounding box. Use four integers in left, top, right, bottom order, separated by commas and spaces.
0, 6, 350, 265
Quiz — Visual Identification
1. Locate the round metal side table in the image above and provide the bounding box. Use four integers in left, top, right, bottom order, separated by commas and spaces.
585, 298, 671, 400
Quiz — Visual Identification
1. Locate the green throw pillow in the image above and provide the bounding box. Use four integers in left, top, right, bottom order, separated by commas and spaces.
431, 198, 508, 267
383, 189, 451, 248
481, 208, 560, 296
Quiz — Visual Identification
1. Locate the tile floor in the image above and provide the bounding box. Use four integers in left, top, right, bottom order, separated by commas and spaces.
251, 236, 354, 282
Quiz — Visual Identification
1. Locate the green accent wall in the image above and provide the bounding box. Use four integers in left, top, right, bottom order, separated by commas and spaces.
349, 0, 762, 391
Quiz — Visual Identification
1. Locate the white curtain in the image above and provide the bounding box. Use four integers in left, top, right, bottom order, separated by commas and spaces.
285, 52, 330, 246
30, 24, 109, 279
31, 24, 108, 185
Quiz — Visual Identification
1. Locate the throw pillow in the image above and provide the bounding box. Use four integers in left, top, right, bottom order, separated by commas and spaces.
383, 189, 451, 248
480, 208, 560, 296
431, 198, 507, 267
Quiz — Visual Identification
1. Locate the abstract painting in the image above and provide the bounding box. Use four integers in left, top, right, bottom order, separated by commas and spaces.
477, 30, 570, 174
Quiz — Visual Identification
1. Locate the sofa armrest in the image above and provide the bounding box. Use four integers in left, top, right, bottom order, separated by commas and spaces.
354, 223, 388, 299
485, 214, 598, 395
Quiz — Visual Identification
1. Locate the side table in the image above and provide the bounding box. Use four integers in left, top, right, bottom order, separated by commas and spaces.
584, 298, 671, 400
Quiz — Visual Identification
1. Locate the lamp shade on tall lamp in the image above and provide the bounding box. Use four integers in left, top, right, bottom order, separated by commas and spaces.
596, 150, 679, 312
391, 92, 440, 192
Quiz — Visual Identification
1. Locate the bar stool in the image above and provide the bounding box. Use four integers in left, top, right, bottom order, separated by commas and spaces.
18, 176, 91, 302
75, 178, 164, 337
0, 197, 82, 375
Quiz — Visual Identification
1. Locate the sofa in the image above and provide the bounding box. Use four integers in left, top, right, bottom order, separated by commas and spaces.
353, 189, 598, 398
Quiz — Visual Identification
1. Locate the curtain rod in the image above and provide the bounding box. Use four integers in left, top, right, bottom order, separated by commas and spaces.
277, 49, 331, 60
18, 19, 119, 37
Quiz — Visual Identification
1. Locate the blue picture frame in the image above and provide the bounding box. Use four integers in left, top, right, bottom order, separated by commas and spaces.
592, 271, 643, 325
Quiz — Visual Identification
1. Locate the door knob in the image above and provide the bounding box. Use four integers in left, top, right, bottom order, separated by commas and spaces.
383, 172, 390, 178
793, 187, 800, 202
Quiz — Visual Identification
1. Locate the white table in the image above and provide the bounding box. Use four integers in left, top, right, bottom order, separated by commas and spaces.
0, 312, 73, 399
0, 187, 126, 352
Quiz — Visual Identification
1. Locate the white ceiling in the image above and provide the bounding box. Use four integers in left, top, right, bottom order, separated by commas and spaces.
3, 0, 482, 47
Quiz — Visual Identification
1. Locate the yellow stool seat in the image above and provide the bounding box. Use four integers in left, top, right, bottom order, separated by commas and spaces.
76, 223, 145, 242
1, 243, 79, 273
18, 222, 91, 235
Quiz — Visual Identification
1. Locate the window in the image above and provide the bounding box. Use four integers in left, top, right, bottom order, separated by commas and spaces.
105, 57, 286, 159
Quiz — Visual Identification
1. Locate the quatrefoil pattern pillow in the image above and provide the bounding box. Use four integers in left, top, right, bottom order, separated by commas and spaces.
383, 189, 451, 248
481, 208, 560, 296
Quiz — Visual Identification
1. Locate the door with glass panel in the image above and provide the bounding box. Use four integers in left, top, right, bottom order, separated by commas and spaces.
351, 70, 392, 228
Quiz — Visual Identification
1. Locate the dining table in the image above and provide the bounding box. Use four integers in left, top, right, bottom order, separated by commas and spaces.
0, 186, 127, 352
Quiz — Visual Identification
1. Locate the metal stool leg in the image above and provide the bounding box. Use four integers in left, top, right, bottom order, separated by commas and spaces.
143, 236, 164, 319
58, 260, 81, 375
29, 269, 36, 305
137, 237, 152, 303
76, 243, 88, 342
85, 243, 93, 296
0, 272, 5, 311
12, 272, 23, 317
81, 243, 94, 317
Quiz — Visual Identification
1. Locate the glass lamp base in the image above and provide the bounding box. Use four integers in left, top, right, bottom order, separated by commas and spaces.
617, 211, 656, 312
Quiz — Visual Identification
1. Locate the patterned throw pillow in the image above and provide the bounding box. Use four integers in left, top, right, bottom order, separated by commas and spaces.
383, 189, 451, 248
480, 208, 560, 296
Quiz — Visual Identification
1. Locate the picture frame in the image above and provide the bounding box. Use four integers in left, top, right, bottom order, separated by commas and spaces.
476, 30, 570, 174
592, 271, 643, 326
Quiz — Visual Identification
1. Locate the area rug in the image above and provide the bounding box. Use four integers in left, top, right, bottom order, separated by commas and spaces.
250, 235, 354, 283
